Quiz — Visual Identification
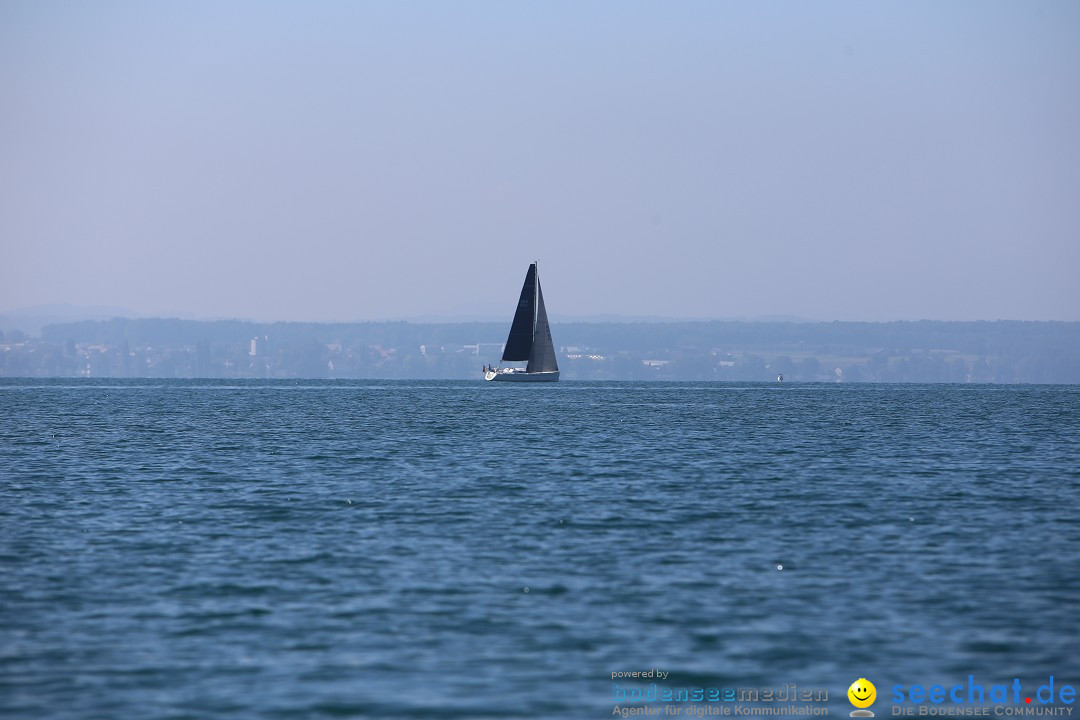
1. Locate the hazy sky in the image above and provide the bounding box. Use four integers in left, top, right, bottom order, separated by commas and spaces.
2, 2, 1078, 322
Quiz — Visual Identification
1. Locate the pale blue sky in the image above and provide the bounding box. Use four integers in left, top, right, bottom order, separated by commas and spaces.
2, 2, 1078, 322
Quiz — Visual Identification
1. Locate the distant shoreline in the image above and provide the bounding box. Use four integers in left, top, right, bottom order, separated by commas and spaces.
1, 318, 1076, 383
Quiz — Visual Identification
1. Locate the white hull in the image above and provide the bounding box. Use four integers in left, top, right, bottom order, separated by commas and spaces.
485, 369, 560, 383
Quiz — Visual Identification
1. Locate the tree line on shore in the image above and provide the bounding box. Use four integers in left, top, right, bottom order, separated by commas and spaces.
1, 318, 1076, 383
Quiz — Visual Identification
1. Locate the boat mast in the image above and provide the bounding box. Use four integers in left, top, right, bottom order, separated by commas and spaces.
533, 260, 539, 337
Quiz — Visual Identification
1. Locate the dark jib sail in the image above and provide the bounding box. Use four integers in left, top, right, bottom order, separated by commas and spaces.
526, 275, 559, 374
501, 264, 536, 362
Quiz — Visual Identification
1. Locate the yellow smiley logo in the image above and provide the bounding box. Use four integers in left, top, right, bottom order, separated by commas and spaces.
848, 678, 877, 709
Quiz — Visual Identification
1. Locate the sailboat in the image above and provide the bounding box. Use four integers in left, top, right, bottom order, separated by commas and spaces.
485, 262, 560, 382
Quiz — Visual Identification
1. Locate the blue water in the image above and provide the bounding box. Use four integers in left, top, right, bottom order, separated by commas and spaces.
2, 380, 1078, 719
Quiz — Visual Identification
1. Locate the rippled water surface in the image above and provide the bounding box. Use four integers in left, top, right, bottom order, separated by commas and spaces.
2, 380, 1078, 718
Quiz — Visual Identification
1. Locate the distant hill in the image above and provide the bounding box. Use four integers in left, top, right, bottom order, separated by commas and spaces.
1, 318, 1076, 383
0, 304, 147, 336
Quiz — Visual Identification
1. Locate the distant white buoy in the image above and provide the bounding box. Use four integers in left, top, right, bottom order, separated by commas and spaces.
776, 564, 783, 571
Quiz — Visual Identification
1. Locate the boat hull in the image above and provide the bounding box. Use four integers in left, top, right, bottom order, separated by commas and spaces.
485, 370, 560, 383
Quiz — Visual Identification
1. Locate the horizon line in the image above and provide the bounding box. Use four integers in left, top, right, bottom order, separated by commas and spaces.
3, 310, 1079, 329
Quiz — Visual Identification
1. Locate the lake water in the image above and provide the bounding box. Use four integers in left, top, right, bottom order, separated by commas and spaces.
2, 380, 1078, 719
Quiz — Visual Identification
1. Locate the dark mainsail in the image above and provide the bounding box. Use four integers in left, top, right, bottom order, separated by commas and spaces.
526, 279, 558, 374
501, 264, 536, 362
